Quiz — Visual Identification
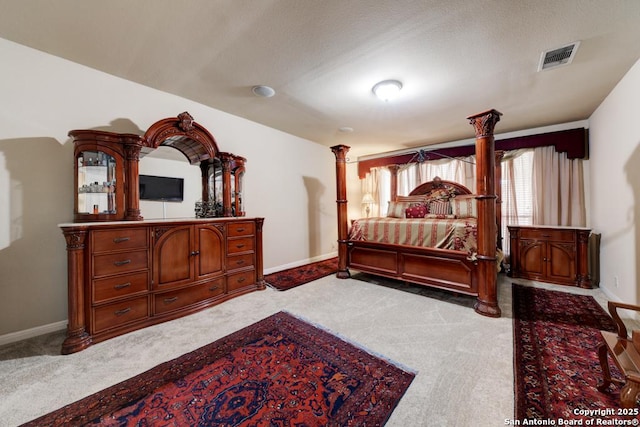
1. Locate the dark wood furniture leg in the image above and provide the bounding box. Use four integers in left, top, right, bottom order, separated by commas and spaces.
598, 301, 640, 408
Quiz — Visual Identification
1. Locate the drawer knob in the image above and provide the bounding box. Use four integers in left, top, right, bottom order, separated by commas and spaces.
237, 228, 245, 232
114, 282, 131, 290
163, 297, 179, 304
237, 277, 246, 283
209, 285, 220, 292
541, 234, 551, 238
113, 237, 130, 243
114, 259, 132, 266
114, 307, 131, 316
236, 244, 245, 249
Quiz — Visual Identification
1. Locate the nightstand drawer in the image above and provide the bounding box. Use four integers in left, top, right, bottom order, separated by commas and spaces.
92, 296, 148, 333
93, 250, 148, 277
92, 271, 148, 303
92, 228, 148, 252
227, 237, 254, 254
519, 228, 575, 242
228, 222, 255, 237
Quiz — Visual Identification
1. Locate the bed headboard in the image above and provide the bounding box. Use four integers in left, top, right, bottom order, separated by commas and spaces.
407, 176, 472, 198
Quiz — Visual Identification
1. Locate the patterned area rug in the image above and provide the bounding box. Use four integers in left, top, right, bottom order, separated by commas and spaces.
265, 257, 338, 291
512, 284, 637, 423
23, 311, 414, 427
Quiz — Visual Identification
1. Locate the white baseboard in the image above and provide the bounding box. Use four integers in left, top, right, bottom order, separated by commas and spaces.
0, 320, 67, 347
264, 252, 338, 275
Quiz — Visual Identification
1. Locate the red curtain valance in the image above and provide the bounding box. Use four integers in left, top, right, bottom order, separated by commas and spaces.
357, 127, 588, 179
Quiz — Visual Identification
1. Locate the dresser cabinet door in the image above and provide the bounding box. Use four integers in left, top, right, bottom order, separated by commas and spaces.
546, 241, 576, 284
153, 226, 195, 289
195, 224, 224, 280
519, 239, 545, 278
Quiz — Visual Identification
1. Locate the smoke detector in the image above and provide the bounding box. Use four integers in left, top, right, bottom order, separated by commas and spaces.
538, 41, 580, 71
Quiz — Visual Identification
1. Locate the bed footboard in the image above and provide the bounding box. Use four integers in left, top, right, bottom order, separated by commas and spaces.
348, 242, 477, 295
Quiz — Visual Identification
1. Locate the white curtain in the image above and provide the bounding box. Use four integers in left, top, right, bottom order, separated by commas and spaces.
532, 146, 586, 226
361, 167, 389, 217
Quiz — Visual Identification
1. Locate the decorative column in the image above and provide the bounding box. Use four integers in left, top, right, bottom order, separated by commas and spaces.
60, 227, 92, 354
467, 109, 502, 317
220, 153, 233, 217
495, 150, 505, 250
331, 145, 351, 279
576, 229, 592, 289
123, 138, 143, 221
255, 218, 266, 289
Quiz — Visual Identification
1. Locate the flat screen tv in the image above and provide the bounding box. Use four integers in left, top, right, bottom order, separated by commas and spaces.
139, 174, 184, 202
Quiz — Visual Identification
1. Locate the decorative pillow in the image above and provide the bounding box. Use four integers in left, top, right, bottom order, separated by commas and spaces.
405, 204, 427, 218
387, 201, 415, 218
428, 200, 451, 215
425, 186, 456, 202
451, 195, 477, 218
425, 213, 457, 219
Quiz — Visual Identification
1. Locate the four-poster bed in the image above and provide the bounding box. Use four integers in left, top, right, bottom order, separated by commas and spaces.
331, 109, 503, 317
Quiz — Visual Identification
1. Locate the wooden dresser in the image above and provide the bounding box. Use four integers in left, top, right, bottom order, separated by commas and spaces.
508, 225, 591, 288
60, 218, 264, 354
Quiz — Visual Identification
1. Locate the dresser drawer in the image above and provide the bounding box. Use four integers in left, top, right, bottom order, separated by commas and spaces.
227, 253, 254, 271
227, 237, 254, 254
519, 228, 576, 242
92, 296, 149, 333
93, 271, 149, 303
93, 250, 148, 277
92, 228, 148, 253
227, 269, 256, 292
153, 278, 225, 315
227, 222, 255, 237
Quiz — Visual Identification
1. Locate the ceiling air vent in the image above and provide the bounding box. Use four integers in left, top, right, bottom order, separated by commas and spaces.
538, 41, 580, 71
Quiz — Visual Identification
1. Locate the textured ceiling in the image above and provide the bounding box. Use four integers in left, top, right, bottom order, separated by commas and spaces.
1, 0, 639, 157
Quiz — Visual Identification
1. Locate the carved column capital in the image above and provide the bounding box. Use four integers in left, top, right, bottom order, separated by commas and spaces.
467, 109, 502, 138
62, 228, 88, 249
330, 144, 350, 161
123, 139, 143, 161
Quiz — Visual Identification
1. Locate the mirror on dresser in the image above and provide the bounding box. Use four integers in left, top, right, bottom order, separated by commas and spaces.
138, 146, 200, 219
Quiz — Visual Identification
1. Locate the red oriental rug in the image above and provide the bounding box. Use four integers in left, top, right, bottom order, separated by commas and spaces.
512, 284, 638, 423
265, 257, 338, 291
23, 311, 414, 427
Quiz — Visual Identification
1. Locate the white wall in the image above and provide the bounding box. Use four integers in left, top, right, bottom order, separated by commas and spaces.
589, 58, 640, 304
0, 38, 337, 339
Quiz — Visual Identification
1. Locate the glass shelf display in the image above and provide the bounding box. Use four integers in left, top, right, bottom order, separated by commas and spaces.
77, 151, 117, 215
70, 128, 128, 223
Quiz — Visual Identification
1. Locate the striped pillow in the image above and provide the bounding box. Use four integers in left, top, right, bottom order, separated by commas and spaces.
451, 195, 477, 218
428, 200, 451, 215
387, 201, 415, 218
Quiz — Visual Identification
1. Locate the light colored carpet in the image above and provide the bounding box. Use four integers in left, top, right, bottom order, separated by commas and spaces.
0, 273, 614, 426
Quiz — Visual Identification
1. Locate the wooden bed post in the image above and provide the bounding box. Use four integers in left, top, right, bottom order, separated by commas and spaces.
331, 144, 351, 278
388, 165, 399, 202
467, 109, 502, 317
495, 150, 504, 250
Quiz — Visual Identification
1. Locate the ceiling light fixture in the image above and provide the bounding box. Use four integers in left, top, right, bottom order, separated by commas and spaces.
372, 79, 402, 102
251, 85, 276, 98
